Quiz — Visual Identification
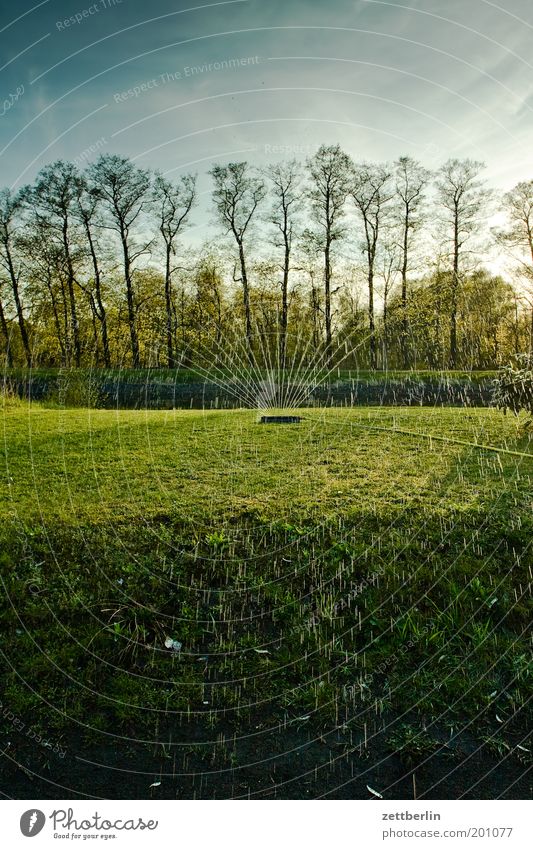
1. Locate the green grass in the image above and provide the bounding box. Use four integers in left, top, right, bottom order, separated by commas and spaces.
0, 403, 531, 758
2, 405, 527, 524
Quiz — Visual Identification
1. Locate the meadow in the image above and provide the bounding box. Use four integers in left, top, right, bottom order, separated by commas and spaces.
0, 402, 531, 798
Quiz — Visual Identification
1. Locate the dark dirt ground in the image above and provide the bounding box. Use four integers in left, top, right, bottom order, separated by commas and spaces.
1, 712, 530, 800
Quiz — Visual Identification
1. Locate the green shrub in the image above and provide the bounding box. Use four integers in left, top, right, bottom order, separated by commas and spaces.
44, 370, 103, 408
0, 380, 23, 409
493, 356, 533, 419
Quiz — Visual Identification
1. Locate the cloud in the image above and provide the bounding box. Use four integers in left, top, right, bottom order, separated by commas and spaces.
0, 0, 531, 195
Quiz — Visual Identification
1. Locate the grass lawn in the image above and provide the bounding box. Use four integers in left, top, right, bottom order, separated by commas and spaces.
0, 403, 531, 798
2, 405, 528, 523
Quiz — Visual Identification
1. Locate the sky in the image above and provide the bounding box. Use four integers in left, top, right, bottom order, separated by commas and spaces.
1, 0, 533, 247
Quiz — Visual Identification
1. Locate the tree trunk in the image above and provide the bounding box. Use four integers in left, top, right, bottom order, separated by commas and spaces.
84, 220, 110, 368
311, 281, 320, 351
62, 219, 81, 368
164, 243, 174, 368
46, 276, 67, 365
368, 264, 377, 370
280, 243, 289, 370
450, 212, 460, 369
67, 272, 80, 367
238, 241, 253, 364
88, 294, 99, 361
5, 245, 31, 366
324, 239, 332, 362
382, 294, 388, 370
0, 296, 13, 367
401, 215, 409, 369
120, 231, 140, 368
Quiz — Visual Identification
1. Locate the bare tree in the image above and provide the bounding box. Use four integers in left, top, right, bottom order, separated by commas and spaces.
435, 159, 488, 368
307, 145, 352, 362
31, 161, 84, 367
497, 180, 533, 356
153, 173, 196, 368
0, 149, 525, 372
351, 162, 394, 370
210, 162, 265, 363
394, 156, 430, 368
76, 178, 112, 367
298, 229, 323, 355
18, 220, 69, 365
0, 189, 31, 366
88, 155, 151, 368
266, 160, 303, 370
379, 240, 400, 369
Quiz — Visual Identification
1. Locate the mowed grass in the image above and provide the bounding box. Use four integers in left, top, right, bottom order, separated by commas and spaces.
2, 405, 531, 526
0, 402, 531, 789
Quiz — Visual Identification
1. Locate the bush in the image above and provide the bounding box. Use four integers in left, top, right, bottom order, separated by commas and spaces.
0, 380, 23, 409
44, 370, 103, 408
493, 356, 533, 419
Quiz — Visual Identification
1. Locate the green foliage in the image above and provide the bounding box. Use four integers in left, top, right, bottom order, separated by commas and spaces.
43, 369, 104, 408
0, 380, 23, 409
493, 355, 533, 419
1, 152, 532, 374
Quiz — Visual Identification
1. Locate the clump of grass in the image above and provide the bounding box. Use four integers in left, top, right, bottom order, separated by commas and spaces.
386, 724, 446, 768
43, 369, 104, 408
1, 380, 23, 409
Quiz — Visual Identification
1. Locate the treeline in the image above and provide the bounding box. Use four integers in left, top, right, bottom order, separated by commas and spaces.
1, 146, 532, 372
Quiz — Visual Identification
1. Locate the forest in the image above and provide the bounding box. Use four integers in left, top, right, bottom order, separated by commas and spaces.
1, 145, 532, 373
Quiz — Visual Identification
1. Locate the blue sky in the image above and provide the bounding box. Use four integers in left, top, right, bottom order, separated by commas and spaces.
1, 0, 532, 208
